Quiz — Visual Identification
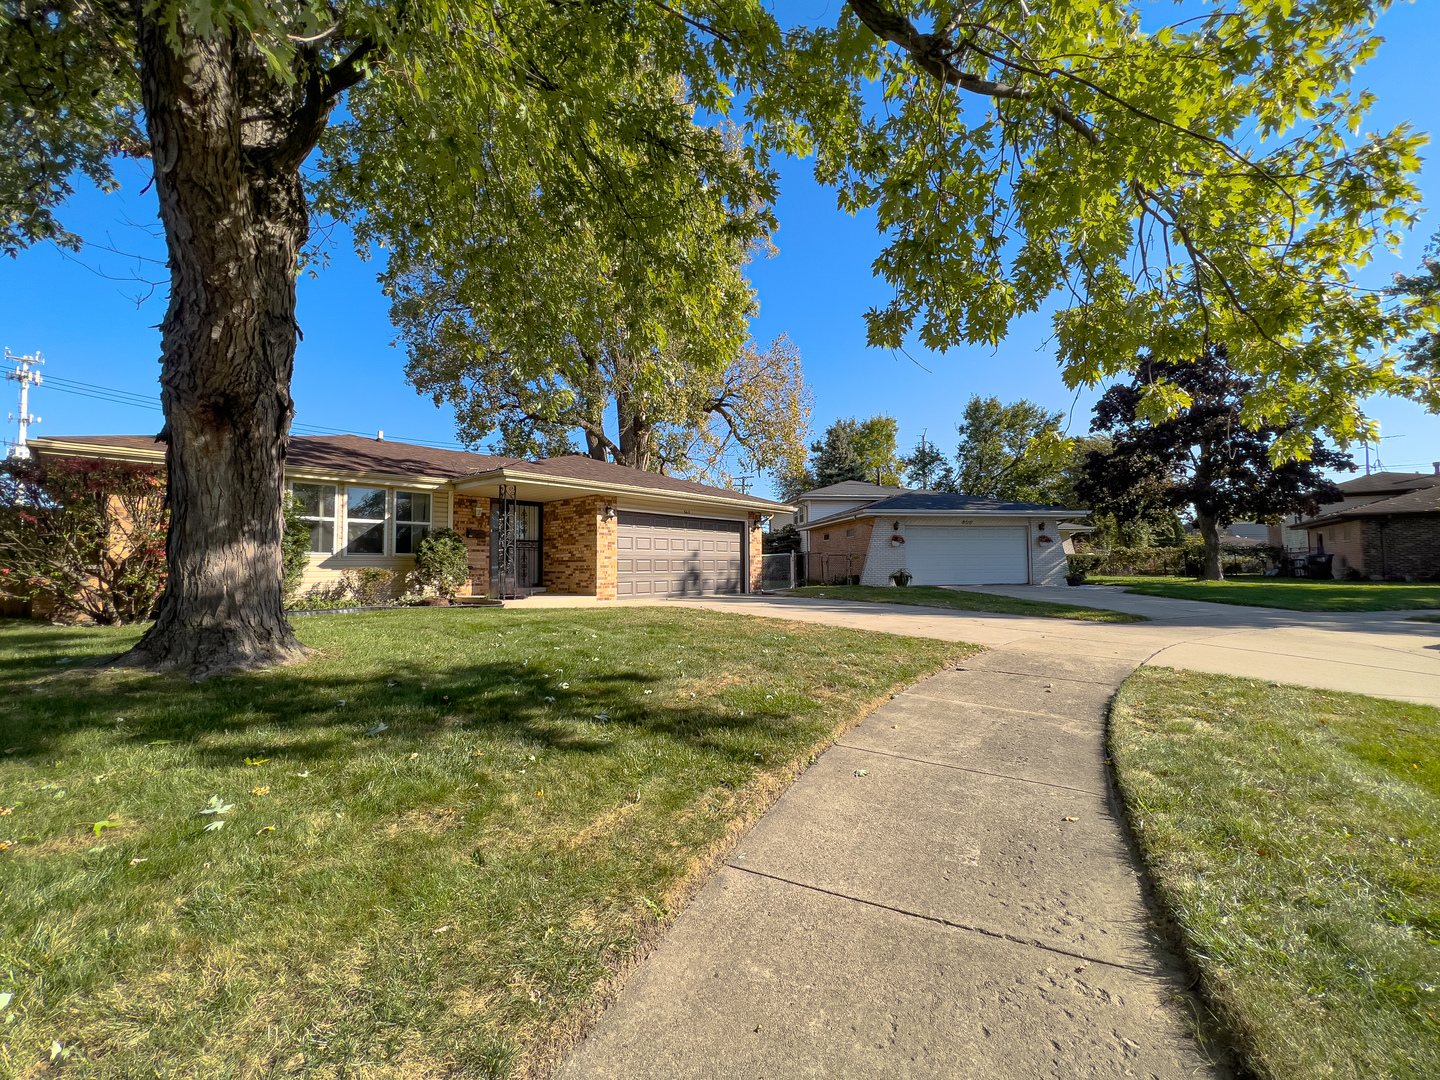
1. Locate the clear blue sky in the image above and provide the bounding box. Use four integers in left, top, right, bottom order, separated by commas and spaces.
1, 1, 1436, 499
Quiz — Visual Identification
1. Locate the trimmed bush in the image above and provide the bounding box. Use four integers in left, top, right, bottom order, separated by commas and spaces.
413, 528, 470, 598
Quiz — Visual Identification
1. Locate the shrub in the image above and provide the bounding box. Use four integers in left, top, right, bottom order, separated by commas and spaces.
413, 528, 470, 598
342, 568, 396, 606
281, 493, 311, 602
0, 456, 168, 624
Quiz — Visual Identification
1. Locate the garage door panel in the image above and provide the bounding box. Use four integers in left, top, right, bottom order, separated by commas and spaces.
616, 512, 745, 597
906, 526, 1028, 585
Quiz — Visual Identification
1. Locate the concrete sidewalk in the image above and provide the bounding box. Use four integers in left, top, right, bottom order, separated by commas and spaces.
558, 630, 1225, 1078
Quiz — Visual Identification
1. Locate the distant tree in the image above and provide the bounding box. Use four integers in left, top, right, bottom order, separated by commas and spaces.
763, 523, 802, 554
0, 458, 167, 625
951, 397, 1072, 504
901, 434, 952, 491
801, 416, 901, 491
1077, 347, 1354, 580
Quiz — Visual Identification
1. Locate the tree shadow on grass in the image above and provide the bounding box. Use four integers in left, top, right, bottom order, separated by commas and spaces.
0, 656, 799, 774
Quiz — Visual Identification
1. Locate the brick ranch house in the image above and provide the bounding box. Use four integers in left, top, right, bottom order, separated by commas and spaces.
1298, 483, 1440, 581
27, 434, 790, 600
799, 490, 1090, 587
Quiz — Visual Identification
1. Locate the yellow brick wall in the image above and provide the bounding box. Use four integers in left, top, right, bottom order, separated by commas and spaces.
748, 513, 764, 593
543, 496, 610, 597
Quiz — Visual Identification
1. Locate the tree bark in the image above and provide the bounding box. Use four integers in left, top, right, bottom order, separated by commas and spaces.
1195, 508, 1224, 581
120, 12, 313, 676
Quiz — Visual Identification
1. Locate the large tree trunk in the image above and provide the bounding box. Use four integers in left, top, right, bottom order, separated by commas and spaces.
121, 13, 313, 676
1195, 509, 1224, 581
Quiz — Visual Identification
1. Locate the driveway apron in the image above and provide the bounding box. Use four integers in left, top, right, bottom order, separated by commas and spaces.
556, 604, 1229, 1078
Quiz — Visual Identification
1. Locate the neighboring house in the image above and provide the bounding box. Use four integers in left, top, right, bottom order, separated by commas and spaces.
1184, 521, 1270, 548
799, 490, 1088, 587
1269, 469, 1440, 553
1301, 484, 1440, 580
27, 434, 789, 600
769, 481, 911, 552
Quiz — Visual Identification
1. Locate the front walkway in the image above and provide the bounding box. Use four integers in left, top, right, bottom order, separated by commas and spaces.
555, 592, 1439, 1078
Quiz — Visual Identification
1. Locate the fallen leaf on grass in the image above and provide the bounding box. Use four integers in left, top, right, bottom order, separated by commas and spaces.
255, 825, 275, 835
471, 751, 484, 758
408, 753, 419, 761
535, 789, 544, 798
432, 925, 452, 935
0, 991, 12, 1010
251, 786, 270, 796
3, 747, 20, 754
365, 723, 388, 736
198, 796, 235, 816
0, 806, 11, 816
244, 757, 270, 766
147, 740, 171, 746
128, 857, 147, 865
293, 770, 311, 778
0, 840, 14, 851
91, 818, 121, 837
204, 820, 226, 832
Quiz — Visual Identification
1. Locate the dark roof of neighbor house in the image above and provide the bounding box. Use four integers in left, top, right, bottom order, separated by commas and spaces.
1306, 484, 1440, 528
1334, 470, 1440, 496
798, 480, 912, 500
28, 435, 789, 511
803, 490, 1085, 529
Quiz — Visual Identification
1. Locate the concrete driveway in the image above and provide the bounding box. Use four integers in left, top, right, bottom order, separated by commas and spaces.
555, 590, 1437, 1080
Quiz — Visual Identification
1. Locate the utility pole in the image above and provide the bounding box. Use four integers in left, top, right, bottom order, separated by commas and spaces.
735, 475, 753, 495
919, 430, 929, 489
4, 348, 43, 459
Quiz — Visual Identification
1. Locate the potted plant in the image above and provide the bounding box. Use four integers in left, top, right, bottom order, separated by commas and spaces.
891, 568, 913, 587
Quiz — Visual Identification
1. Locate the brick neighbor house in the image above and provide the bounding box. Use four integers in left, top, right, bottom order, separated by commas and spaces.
27, 434, 789, 600
1300, 483, 1440, 581
1269, 469, 1440, 556
798, 490, 1089, 587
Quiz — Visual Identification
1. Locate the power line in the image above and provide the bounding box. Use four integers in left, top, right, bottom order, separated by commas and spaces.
33, 374, 470, 451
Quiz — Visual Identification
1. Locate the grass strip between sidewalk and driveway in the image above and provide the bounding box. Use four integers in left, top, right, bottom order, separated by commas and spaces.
0, 608, 972, 1080
1093, 575, 1440, 612
1111, 668, 1440, 1080
783, 584, 1147, 622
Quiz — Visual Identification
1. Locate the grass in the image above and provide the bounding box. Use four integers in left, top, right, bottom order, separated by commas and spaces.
1111, 668, 1440, 1080
783, 583, 1147, 622
1092, 575, 1440, 612
0, 608, 969, 1079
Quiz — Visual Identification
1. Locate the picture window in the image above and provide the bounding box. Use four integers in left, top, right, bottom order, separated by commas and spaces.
345, 487, 387, 555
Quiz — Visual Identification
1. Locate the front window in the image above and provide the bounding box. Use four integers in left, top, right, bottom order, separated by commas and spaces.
345, 487, 387, 555
292, 483, 336, 553
394, 491, 432, 554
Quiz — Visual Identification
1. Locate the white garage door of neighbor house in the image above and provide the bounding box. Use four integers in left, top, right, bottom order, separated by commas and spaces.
616, 512, 745, 597
904, 525, 1029, 585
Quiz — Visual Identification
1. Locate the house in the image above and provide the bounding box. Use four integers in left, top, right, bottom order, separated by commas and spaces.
1270, 469, 1440, 553
798, 490, 1089, 586
769, 481, 911, 552
1299, 483, 1440, 580
27, 434, 790, 600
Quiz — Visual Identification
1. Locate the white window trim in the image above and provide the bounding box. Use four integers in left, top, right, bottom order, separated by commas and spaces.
291, 481, 338, 556
341, 484, 389, 557
393, 489, 434, 556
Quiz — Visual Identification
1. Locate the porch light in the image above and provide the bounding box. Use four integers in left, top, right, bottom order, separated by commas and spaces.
603, 505, 617, 519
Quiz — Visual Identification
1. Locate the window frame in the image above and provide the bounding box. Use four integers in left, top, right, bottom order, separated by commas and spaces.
291, 482, 337, 555
393, 490, 434, 556
343, 485, 389, 557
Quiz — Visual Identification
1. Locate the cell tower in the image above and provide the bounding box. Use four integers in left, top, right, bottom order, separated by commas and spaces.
4, 348, 43, 459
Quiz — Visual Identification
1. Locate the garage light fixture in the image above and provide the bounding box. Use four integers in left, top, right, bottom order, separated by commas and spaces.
603, 505, 617, 519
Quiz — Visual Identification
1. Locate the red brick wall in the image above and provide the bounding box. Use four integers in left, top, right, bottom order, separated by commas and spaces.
1358, 514, 1440, 580
543, 497, 616, 598
452, 496, 491, 595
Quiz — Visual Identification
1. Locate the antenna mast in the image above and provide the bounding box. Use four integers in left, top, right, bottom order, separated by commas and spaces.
4, 348, 43, 459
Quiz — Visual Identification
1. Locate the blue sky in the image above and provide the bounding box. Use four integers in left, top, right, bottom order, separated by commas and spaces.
1, 1, 1436, 499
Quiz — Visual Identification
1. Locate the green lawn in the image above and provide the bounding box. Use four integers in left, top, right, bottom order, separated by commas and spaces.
1092, 575, 1440, 611
1112, 669, 1440, 1080
0, 609, 969, 1079
783, 584, 1147, 622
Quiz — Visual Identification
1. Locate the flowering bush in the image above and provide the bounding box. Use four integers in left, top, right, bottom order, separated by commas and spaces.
0, 457, 168, 624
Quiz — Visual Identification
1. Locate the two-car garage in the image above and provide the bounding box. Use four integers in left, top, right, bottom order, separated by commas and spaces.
616, 511, 745, 597
903, 525, 1030, 585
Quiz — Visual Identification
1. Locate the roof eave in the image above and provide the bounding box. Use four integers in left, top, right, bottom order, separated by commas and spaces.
452, 467, 792, 514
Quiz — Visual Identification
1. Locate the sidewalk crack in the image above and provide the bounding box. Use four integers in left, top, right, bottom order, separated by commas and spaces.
833, 743, 1106, 798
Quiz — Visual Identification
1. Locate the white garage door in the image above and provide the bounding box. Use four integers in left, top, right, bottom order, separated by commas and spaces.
616, 512, 745, 597
905, 526, 1029, 585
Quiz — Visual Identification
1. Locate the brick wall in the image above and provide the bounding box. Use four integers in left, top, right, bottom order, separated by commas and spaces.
452, 495, 490, 595
748, 514, 764, 592
1309, 520, 1366, 575
543, 497, 617, 598
1358, 515, 1440, 580
804, 517, 874, 583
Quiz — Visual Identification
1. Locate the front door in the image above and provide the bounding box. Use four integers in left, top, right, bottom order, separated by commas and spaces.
491, 502, 543, 592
